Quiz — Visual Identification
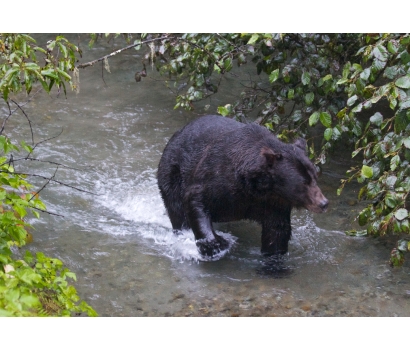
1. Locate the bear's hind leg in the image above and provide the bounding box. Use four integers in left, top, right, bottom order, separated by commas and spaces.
168, 209, 189, 231
158, 163, 189, 231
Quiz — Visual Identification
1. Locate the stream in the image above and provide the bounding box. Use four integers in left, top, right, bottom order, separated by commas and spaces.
3, 35, 410, 316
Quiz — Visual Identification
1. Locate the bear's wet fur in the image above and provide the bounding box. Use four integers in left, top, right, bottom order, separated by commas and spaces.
157, 115, 328, 259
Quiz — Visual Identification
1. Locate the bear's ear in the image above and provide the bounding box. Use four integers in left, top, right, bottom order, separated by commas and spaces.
294, 138, 307, 153
262, 148, 282, 166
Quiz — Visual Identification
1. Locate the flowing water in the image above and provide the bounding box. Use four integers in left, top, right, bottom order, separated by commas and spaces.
3, 35, 410, 316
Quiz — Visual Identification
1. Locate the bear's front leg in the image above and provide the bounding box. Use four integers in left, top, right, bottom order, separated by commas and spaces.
261, 207, 292, 255
184, 185, 229, 258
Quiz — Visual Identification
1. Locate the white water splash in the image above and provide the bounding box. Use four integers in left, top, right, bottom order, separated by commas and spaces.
96, 174, 236, 261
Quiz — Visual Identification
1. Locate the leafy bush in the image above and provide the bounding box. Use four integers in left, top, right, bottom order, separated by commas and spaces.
334, 34, 410, 265
0, 33, 96, 316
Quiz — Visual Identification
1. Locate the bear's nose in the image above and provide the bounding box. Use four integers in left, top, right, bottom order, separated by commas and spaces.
320, 199, 329, 212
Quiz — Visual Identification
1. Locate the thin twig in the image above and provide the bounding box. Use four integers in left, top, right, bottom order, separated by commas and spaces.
101, 60, 107, 87
0, 101, 13, 136
29, 165, 59, 202
30, 128, 64, 155
0, 170, 98, 196
12, 157, 87, 172
28, 205, 65, 218
10, 99, 35, 145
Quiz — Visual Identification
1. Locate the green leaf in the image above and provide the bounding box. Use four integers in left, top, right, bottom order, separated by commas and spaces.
247, 34, 259, 45
20, 140, 33, 153
384, 66, 400, 79
390, 154, 400, 171
347, 95, 358, 106
301, 71, 310, 85
319, 112, 332, 128
400, 36, 410, 45
399, 98, 410, 110
402, 220, 410, 233
309, 112, 320, 126
305, 92, 314, 105
19, 294, 41, 308
390, 248, 404, 266
395, 75, 410, 89
342, 62, 351, 78
386, 176, 397, 188
41, 69, 58, 80
352, 148, 362, 158
360, 68, 370, 80
352, 63, 363, 72
373, 58, 387, 72
395, 209, 408, 221
223, 58, 232, 71
345, 230, 367, 237
56, 68, 71, 81
322, 74, 332, 82
395, 110, 409, 133
373, 45, 388, 61
57, 42, 68, 58
14, 205, 27, 218
133, 40, 141, 50
403, 137, 410, 149
3, 86, 9, 101
217, 104, 232, 117
351, 103, 363, 113
337, 107, 347, 118
400, 52, 410, 65
397, 239, 409, 252
389, 95, 397, 110
387, 40, 399, 54
358, 208, 370, 226
370, 112, 383, 126
361, 165, 373, 178
352, 122, 362, 136
2, 67, 20, 82
291, 110, 302, 122
324, 128, 333, 141
39, 79, 50, 93
269, 69, 279, 84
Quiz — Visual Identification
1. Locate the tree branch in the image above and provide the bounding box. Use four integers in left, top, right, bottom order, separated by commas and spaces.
75, 35, 171, 69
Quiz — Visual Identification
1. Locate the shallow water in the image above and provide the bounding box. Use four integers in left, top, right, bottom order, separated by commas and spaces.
3, 35, 410, 316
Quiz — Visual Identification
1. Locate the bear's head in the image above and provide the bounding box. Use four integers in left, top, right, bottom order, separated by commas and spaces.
258, 138, 329, 213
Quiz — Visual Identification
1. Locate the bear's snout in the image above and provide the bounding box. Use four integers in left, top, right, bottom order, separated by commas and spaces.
305, 185, 329, 213
318, 198, 329, 212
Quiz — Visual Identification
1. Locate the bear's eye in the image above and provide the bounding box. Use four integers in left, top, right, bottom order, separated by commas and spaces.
303, 178, 311, 185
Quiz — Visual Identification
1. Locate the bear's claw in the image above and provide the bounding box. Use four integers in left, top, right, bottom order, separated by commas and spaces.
196, 236, 230, 258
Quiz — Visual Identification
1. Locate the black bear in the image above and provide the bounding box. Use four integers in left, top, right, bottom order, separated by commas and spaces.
157, 115, 328, 259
